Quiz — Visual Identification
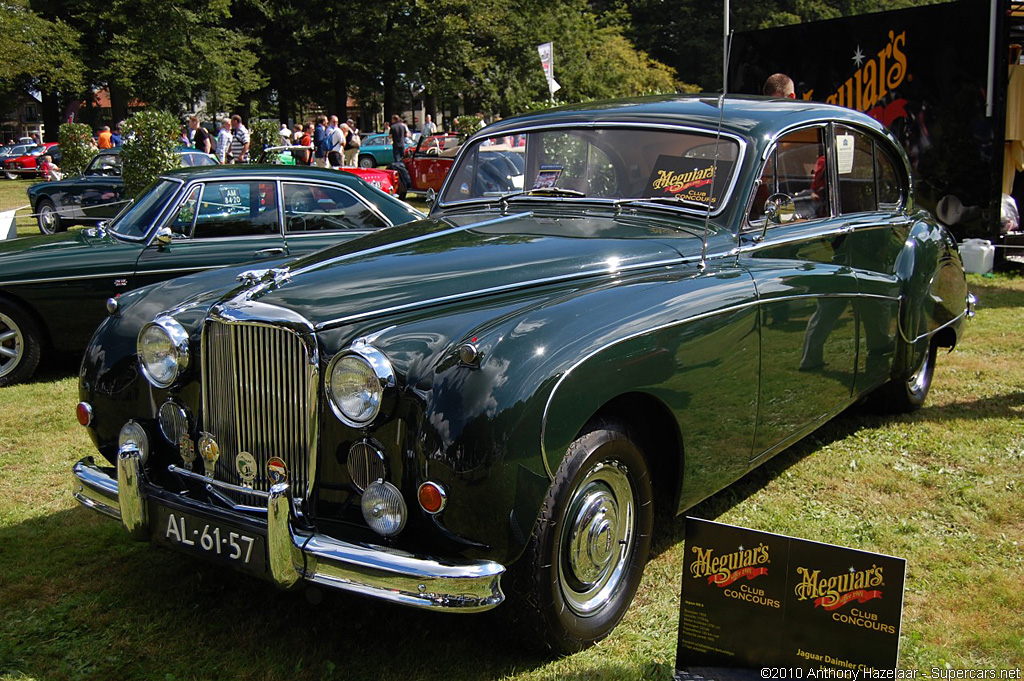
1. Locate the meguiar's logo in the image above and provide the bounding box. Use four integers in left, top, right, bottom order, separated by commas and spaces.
690, 543, 770, 587
804, 30, 909, 127
794, 564, 885, 611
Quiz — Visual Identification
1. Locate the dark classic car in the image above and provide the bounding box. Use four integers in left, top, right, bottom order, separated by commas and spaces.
3, 142, 59, 180
71, 96, 972, 653
27, 148, 218, 234
0, 164, 423, 386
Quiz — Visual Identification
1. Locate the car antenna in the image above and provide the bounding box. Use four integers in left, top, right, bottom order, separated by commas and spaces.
700, 92, 728, 271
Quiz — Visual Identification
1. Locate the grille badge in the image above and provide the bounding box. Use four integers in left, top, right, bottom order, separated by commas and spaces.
179, 434, 196, 471
198, 432, 220, 478
267, 457, 288, 484
236, 452, 257, 488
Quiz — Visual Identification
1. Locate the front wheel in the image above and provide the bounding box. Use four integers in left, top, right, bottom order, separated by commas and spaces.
0, 300, 43, 387
358, 155, 375, 168
510, 421, 653, 654
36, 199, 64, 234
2, 168, 17, 181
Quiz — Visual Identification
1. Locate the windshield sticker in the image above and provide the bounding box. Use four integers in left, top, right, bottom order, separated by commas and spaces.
460, 182, 470, 195
647, 156, 734, 207
837, 134, 855, 174
533, 165, 563, 189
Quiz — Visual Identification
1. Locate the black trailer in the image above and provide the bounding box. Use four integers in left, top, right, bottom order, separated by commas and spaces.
729, 0, 1024, 265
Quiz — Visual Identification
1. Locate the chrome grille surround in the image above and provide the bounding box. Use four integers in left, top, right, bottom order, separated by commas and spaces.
201, 311, 319, 503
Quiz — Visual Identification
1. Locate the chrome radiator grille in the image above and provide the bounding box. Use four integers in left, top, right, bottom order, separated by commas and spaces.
201, 320, 317, 501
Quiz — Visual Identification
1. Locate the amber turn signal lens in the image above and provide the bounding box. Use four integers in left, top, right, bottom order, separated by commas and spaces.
76, 402, 93, 427
417, 481, 447, 514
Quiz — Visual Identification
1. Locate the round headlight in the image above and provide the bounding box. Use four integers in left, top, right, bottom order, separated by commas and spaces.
361, 481, 407, 537
118, 420, 150, 464
138, 316, 190, 388
327, 344, 395, 428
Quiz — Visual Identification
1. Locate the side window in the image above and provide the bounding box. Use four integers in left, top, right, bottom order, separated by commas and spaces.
876, 146, 904, 208
283, 182, 387, 232
748, 127, 829, 226
193, 181, 279, 238
167, 185, 201, 236
837, 126, 877, 214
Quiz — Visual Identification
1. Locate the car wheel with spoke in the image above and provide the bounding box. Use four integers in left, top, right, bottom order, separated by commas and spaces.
3, 169, 17, 181
510, 420, 653, 654
0, 301, 43, 387
358, 155, 375, 168
36, 199, 63, 234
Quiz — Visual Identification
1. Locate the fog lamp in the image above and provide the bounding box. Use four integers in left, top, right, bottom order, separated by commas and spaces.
118, 420, 150, 464
417, 481, 447, 514
361, 481, 407, 537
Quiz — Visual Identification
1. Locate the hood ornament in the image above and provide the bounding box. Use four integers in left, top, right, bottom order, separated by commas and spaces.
236, 266, 292, 299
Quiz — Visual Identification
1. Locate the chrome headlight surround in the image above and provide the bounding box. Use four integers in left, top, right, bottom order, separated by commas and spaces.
138, 316, 190, 388
327, 343, 395, 428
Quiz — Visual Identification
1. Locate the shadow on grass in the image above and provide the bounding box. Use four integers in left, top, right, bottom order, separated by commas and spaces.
965, 277, 1024, 309
0, 506, 554, 681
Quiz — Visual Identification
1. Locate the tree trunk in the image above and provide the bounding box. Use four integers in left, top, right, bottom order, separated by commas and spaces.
109, 82, 129, 126
41, 90, 62, 143
333, 72, 347, 120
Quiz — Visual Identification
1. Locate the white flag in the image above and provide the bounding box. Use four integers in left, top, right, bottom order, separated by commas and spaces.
537, 42, 561, 97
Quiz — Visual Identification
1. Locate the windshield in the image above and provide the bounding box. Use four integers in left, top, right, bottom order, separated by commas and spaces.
440, 127, 740, 212
109, 179, 182, 239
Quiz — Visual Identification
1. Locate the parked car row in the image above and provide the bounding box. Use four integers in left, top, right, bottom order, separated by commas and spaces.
2, 142, 60, 180
58, 96, 971, 653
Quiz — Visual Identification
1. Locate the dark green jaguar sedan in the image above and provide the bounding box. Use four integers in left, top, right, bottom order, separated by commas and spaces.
71, 96, 972, 653
0, 164, 423, 386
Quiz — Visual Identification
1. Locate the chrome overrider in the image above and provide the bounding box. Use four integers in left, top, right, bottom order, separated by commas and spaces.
71, 448, 505, 612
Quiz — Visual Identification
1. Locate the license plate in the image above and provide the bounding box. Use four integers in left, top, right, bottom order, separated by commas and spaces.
152, 504, 267, 575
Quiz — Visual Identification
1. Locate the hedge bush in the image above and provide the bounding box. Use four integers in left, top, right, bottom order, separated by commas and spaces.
57, 122, 97, 177
249, 119, 278, 163
121, 110, 180, 198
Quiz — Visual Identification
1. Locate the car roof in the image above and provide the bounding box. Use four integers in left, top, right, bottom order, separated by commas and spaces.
159, 164, 369, 186
477, 94, 892, 143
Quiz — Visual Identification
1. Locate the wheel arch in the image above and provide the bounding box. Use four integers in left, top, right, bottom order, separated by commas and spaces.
0, 289, 54, 351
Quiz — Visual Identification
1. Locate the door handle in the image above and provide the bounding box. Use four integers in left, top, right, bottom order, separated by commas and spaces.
254, 247, 286, 258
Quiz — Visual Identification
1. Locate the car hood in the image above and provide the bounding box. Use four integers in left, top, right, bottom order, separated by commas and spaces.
0, 228, 137, 283
221, 208, 709, 330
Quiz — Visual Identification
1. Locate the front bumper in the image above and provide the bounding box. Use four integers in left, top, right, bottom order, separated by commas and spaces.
72, 452, 505, 612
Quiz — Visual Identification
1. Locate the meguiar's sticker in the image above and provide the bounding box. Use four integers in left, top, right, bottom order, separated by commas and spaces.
645, 155, 734, 207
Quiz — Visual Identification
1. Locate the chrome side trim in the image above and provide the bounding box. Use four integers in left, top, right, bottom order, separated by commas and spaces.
71, 457, 506, 612
316, 254, 695, 331
538, 289, 901, 477
290, 212, 530, 279
898, 305, 970, 346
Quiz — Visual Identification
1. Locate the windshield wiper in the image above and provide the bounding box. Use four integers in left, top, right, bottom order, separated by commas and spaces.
500, 186, 587, 204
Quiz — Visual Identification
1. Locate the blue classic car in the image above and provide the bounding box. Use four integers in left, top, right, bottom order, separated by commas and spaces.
71, 96, 971, 653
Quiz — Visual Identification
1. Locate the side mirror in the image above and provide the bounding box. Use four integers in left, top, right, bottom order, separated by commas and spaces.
154, 225, 173, 246
425, 188, 436, 206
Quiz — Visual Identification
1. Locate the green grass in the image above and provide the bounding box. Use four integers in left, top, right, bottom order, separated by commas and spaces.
0, 184, 1022, 678
0, 179, 40, 237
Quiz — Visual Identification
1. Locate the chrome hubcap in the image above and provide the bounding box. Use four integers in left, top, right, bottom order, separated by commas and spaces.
40, 206, 56, 231
0, 312, 24, 378
559, 460, 635, 615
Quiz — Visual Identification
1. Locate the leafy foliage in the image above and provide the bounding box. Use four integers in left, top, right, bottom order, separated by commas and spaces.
121, 110, 179, 198
248, 120, 279, 162
57, 123, 97, 177
0, 0, 83, 96
452, 116, 483, 136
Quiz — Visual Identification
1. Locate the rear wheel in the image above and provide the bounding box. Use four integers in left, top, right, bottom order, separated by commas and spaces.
870, 340, 937, 413
358, 155, 375, 168
36, 199, 63, 234
0, 300, 43, 387
3, 168, 17, 181
510, 421, 653, 654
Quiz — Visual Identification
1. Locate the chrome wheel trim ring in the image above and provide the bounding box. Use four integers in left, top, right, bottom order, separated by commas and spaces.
0, 312, 25, 379
39, 204, 57, 233
558, 460, 636, 616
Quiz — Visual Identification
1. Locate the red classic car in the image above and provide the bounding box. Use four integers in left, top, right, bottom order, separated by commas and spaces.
394, 133, 465, 197
3, 142, 59, 180
261, 145, 402, 196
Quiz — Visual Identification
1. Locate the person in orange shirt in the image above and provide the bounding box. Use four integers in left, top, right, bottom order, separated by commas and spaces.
97, 125, 113, 149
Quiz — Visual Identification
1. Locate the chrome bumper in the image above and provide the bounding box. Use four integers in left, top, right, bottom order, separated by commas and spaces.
72, 453, 505, 612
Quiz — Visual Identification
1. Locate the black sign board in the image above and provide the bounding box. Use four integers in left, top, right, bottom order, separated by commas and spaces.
676, 518, 905, 675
